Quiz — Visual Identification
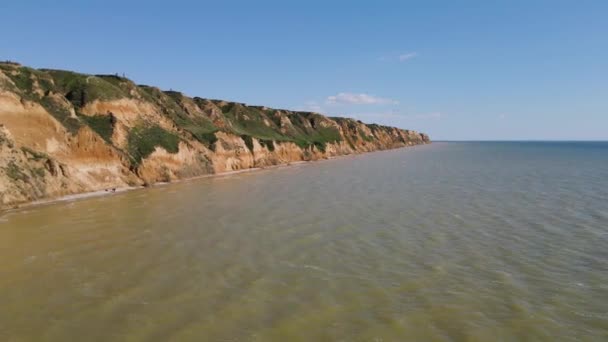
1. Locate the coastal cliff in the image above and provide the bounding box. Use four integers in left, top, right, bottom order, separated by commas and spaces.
0, 62, 429, 209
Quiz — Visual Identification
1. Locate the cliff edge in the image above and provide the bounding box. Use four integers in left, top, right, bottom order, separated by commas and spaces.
0, 62, 429, 209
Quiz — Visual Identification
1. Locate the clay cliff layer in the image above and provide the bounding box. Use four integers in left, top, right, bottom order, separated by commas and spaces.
0, 62, 430, 209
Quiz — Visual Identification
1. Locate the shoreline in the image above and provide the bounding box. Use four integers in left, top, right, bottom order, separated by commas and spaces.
1, 144, 427, 215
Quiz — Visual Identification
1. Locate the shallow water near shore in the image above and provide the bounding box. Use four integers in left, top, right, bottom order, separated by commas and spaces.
1, 142, 607, 341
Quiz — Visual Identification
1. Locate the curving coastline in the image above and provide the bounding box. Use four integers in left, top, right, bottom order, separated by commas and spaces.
0, 62, 429, 210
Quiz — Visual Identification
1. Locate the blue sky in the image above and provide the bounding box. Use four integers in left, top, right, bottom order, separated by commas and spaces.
1, 0, 607, 140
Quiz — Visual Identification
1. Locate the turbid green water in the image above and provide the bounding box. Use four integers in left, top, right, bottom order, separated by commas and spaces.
1, 142, 607, 341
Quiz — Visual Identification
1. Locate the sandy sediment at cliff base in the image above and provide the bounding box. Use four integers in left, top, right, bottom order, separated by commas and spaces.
28, 187, 139, 206
1, 145, 424, 214
0, 160, 311, 214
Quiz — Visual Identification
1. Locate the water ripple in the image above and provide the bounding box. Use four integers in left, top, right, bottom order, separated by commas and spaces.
0, 142, 607, 340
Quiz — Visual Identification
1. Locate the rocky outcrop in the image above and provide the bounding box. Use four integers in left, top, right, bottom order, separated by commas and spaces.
0, 62, 430, 209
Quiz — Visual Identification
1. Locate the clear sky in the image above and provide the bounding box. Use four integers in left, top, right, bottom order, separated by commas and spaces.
1, 0, 607, 140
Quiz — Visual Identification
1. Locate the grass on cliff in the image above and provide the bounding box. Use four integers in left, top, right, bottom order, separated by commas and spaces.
0, 131, 13, 148
0, 65, 126, 135
138, 87, 219, 149
4, 161, 29, 182
44, 70, 126, 108
215, 104, 343, 152
79, 114, 115, 143
307, 126, 342, 151
240, 135, 276, 153
127, 125, 180, 167
0, 66, 79, 132
290, 116, 342, 152
0, 65, 54, 95
164, 91, 218, 148
39, 97, 83, 134
359, 131, 375, 142
222, 104, 287, 141
21, 147, 49, 161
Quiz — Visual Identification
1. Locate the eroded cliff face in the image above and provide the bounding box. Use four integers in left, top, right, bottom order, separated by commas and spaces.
0, 62, 430, 209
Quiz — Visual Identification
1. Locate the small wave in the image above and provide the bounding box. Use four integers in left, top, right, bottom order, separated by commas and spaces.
23, 255, 37, 264
282, 261, 379, 282
572, 311, 608, 319
302, 264, 331, 273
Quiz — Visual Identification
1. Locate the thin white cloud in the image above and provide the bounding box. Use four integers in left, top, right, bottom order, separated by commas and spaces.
378, 52, 419, 62
305, 101, 323, 113
349, 111, 441, 120
411, 112, 441, 119
326, 93, 399, 105
399, 52, 418, 62
295, 101, 324, 113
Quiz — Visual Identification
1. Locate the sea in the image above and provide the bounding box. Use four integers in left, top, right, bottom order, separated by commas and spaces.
1, 142, 607, 341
